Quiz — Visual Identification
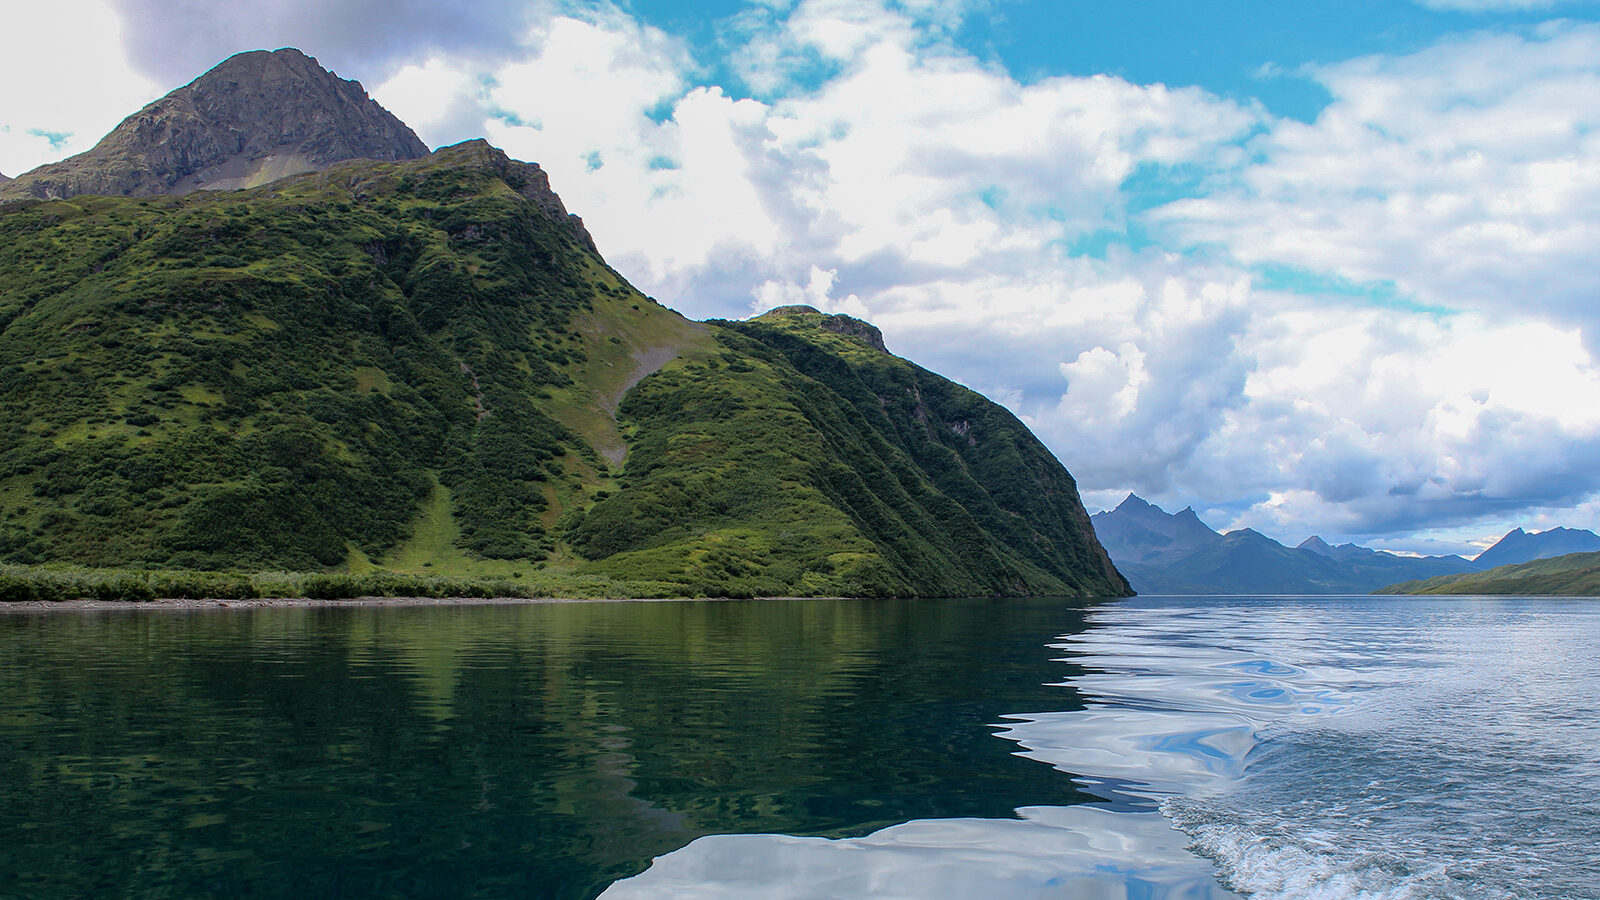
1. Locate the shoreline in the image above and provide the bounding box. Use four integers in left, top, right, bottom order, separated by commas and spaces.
0, 595, 727, 613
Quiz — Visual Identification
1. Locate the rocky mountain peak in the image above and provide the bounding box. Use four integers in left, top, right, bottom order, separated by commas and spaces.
0, 47, 428, 202
1298, 535, 1334, 556
1115, 493, 1155, 512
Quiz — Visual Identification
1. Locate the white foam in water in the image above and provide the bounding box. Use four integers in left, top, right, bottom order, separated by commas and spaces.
601, 805, 1238, 899
1161, 798, 1514, 900
1064, 598, 1600, 900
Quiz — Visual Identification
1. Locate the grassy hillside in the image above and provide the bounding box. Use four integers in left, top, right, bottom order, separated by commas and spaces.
0, 143, 1127, 599
568, 309, 1128, 597
1376, 551, 1600, 596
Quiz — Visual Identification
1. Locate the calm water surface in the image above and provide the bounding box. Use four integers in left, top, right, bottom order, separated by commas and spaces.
2, 596, 1597, 899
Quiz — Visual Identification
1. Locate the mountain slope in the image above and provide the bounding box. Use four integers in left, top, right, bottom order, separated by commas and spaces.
0, 48, 427, 202
0, 53, 1125, 599
565, 307, 1127, 597
1473, 526, 1600, 568
1377, 551, 1600, 596
1157, 528, 1358, 593
0, 141, 623, 571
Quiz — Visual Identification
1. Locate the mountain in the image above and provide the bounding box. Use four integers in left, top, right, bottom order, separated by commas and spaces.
0, 51, 1126, 599
1472, 526, 1600, 569
1091, 496, 1476, 593
0, 173, 10, 185
1299, 535, 1388, 562
1377, 551, 1600, 596
0, 48, 427, 202
1090, 494, 1222, 565
1156, 527, 1357, 594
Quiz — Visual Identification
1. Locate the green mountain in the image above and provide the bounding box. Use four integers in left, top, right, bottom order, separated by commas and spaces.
0, 53, 1126, 600
1376, 551, 1600, 596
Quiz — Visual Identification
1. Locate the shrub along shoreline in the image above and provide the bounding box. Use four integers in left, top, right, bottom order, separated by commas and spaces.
0, 565, 700, 603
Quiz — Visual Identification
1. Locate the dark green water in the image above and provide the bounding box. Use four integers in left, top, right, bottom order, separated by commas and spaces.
0, 598, 1111, 899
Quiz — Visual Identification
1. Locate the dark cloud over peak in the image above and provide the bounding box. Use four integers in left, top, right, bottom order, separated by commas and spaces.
109, 0, 546, 88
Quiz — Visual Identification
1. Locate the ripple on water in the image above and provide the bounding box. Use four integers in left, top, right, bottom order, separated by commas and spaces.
1037, 597, 1600, 900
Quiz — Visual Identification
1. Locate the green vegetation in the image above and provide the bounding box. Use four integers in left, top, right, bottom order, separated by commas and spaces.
0, 563, 695, 602
1376, 551, 1600, 595
0, 144, 1126, 598
567, 314, 1126, 597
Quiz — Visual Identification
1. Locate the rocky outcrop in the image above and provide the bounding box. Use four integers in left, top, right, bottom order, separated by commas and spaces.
757, 305, 889, 353
0, 48, 428, 202
424, 140, 598, 253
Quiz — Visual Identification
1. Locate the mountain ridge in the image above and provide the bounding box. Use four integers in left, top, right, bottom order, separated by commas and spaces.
1473, 526, 1600, 568
1092, 495, 1478, 593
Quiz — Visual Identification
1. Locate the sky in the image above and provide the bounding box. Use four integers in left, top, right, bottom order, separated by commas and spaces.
5, 0, 1600, 557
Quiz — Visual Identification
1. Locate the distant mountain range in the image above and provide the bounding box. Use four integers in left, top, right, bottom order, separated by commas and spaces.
1378, 551, 1600, 596
1471, 526, 1600, 568
1091, 494, 1600, 594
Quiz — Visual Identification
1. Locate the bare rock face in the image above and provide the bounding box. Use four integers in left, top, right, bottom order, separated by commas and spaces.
0, 48, 428, 202
0, 172, 10, 185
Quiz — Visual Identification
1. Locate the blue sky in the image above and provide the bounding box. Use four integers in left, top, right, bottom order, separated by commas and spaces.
7, 0, 1600, 556
624, 0, 1600, 120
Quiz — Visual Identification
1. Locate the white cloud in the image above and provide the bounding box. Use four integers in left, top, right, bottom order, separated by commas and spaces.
0, 0, 161, 177
752, 266, 870, 318
1159, 23, 1600, 336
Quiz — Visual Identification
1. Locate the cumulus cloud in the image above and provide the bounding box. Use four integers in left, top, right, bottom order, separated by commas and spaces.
0, 0, 161, 177
1159, 23, 1600, 339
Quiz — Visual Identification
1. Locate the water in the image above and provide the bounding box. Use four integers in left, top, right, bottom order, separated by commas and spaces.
1075, 596, 1600, 900
1, 596, 1596, 898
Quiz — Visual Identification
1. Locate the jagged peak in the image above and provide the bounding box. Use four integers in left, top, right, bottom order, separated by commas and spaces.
1115, 493, 1156, 511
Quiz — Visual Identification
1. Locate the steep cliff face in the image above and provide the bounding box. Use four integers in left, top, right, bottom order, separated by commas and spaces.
0, 48, 427, 202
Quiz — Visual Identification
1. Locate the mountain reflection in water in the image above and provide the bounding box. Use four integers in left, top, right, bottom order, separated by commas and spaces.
1, 597, 1166, 899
